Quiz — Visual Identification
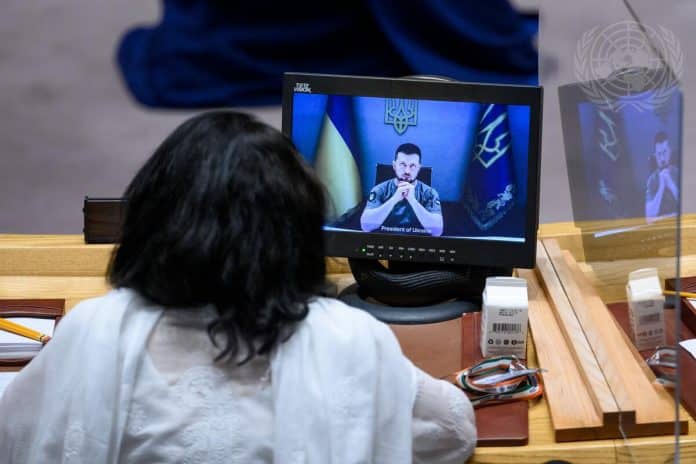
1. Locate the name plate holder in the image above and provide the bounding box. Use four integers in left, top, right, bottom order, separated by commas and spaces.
523, 239, 685, 442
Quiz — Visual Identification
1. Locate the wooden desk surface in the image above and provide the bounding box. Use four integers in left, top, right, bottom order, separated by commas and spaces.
1, 222, 695, 463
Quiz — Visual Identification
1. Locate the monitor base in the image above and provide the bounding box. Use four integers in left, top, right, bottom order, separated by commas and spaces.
338, 258, 511, 324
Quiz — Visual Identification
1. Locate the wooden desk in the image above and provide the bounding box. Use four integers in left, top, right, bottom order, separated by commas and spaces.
1, 223, 695, 463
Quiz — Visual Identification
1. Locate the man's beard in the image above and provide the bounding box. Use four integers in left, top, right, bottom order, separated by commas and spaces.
398, 175, 415, 183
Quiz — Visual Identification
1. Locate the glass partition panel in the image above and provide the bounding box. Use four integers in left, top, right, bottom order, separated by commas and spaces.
541, 0, 690, 461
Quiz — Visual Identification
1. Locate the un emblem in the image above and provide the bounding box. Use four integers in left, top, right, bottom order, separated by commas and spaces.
574, 21, 683, 112
385, 99, 417, 135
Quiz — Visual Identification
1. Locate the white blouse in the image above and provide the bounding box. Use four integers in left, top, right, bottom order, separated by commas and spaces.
118, 307, 476, 464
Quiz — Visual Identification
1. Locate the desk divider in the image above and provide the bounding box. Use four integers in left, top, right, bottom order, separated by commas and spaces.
526, 239, 686, 441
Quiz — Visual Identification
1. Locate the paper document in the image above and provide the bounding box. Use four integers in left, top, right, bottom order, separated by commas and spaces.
679, 339, 696, 359
0, 317, 56, 359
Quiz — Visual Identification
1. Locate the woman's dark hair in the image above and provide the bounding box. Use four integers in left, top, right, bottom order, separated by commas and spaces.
109, 111, 327, 363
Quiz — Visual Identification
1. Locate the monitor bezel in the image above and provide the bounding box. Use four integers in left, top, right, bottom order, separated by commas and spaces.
282, 72, 543, 269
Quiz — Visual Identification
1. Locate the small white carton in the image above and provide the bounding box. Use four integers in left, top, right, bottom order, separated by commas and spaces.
626, 268, 666, 351
480, 276, 529, 358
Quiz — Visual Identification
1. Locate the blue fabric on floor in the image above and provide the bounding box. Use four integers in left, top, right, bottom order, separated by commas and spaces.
116, 1, 538, 108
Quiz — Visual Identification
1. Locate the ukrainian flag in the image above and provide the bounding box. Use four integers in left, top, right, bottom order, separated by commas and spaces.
463, 104, 516, 230
314, 95, 362, 219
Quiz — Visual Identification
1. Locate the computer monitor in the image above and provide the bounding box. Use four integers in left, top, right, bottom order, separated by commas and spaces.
282, 73, 543, 270
559, 69, 682, 258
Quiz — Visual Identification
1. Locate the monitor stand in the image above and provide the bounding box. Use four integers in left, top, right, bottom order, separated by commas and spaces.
338, 258, 512, 324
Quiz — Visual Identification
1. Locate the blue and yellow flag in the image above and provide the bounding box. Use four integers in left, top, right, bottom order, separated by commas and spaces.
463, 104, 516, 230
314, 96, 362, 219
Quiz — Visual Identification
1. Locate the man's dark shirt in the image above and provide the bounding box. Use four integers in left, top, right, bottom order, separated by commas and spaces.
645, 166, 678, 217
365, 179, 441, 234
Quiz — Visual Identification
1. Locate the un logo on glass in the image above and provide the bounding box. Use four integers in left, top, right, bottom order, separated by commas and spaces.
574, 21, 683, 112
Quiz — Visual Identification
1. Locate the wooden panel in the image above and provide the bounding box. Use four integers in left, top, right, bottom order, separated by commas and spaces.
577, 256, 692, 304
471, 441, 616, 464
0, 235, 88, 247
543, 239, 635, 414
556, 216, 689, 258
0, 235, 112, 277
0, 276, 110, 306
543, 239, 685, 438
533, 244, 621, 428
538, 213, 696, 267
0, 234, 353, 278
519, 267, 606, 441
538, 221, 587, 262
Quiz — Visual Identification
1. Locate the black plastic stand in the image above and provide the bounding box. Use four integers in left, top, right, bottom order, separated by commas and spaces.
338, 258, 512, 324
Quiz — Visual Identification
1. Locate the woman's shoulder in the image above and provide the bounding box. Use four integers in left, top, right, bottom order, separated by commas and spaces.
305, 297, 394, 340
56, 288, 139, 331
309, 296, 378, 321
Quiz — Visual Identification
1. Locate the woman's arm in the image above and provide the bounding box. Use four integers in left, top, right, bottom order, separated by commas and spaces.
412, 366, 476, 464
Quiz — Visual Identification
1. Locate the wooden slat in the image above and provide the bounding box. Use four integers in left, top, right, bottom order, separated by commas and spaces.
543, 239, 685, 437
576, 256, 694, 304
533, 243, 621, 426
539, 214, 696, 264
471, 441, 616, 464
570, 253, 658, 383
0, 276, 110, 308
0, 235, 112, 277
519, 268, 605, 440
0, 235, 353, 278
538, 221, 587, 262
543, 239, 634, 414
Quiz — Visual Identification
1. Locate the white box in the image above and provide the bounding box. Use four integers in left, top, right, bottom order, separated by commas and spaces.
626, 268, 666, 351
480, 276, 529, 358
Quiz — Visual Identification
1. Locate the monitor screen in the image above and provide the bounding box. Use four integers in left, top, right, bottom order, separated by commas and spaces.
559, 73, 682, 237
282, 73, 542, 268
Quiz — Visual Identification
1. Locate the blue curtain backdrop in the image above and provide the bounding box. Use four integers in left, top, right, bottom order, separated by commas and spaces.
117, 1, 538, 108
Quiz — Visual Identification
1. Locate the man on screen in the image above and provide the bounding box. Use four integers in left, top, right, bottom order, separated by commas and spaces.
360, 143, 443, 236
645, 131, 679, 223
